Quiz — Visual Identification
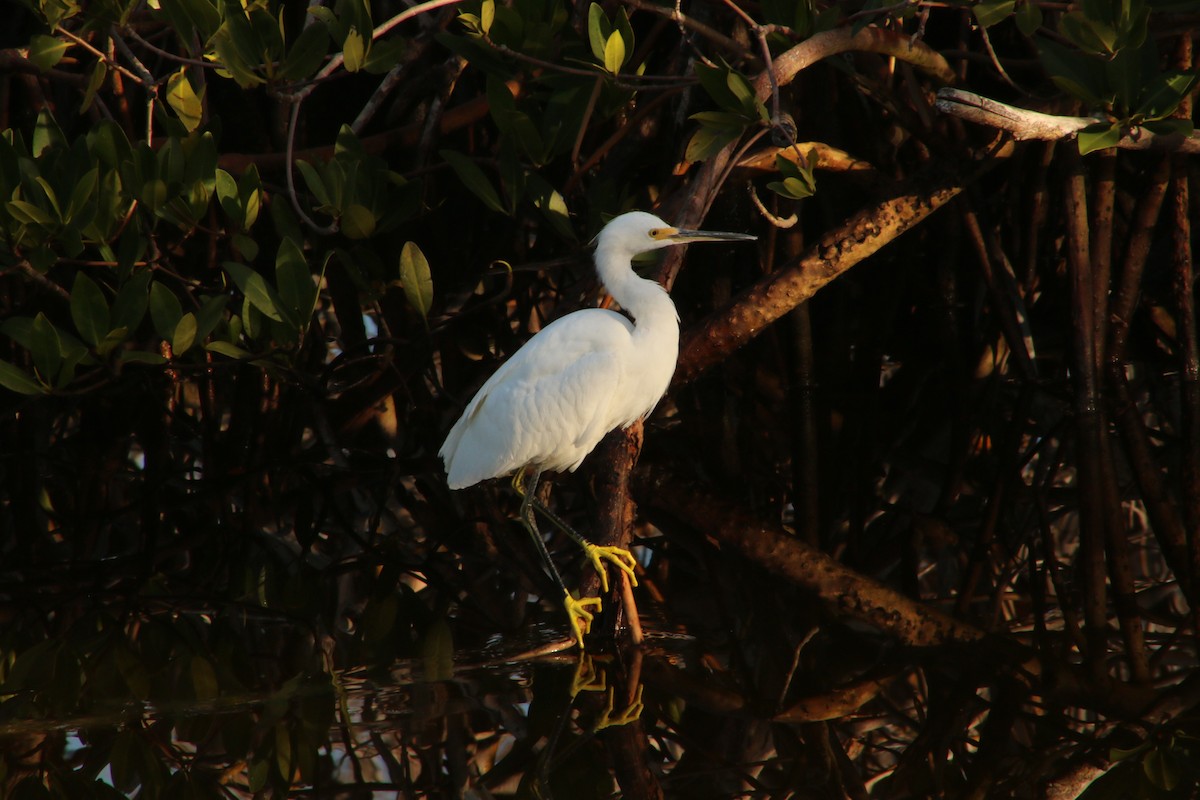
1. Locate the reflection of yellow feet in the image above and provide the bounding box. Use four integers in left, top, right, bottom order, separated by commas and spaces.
564, 592, 603, 648
583, 543, 639, 593
595, 685, 645, 730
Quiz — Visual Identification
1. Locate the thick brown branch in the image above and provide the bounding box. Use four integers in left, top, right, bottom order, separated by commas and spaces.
632, 466, 984, 646
674, 150, 1009, 384
938, 88, 1200, 151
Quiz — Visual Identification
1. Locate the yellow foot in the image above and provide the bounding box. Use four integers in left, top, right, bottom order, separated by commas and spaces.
570, 654, 607, 696
583, 543, 639, 593
595, 685, 645, 730
564, 592, 603, 648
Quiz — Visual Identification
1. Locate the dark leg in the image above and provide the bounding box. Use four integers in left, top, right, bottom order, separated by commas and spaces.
526, 493, 639, 594
513, 467, 601, 647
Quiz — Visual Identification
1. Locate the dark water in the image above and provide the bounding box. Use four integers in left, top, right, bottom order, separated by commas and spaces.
0, 620, 711, 799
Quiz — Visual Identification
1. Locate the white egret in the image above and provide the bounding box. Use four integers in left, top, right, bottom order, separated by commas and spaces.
440, 211, 756, 646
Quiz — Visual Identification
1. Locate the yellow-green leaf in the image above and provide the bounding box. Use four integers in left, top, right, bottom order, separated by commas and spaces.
165, 68, 203, 132
399, 241, 433, 319
340, 203, 376, 239
603, 29, 625, 74
343, 27, 365, 73
28, 34, 72, 72
173, 312, 197, 354
480, 0, 495, 33
82, 61, 106, 112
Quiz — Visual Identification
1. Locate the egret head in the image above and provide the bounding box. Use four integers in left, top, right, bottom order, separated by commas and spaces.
594, 211, 757, 257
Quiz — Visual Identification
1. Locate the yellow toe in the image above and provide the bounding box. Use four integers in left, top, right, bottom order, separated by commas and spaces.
583, 544, 639, 593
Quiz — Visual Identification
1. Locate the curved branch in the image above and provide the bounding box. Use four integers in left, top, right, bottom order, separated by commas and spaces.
758, 26, 957, 93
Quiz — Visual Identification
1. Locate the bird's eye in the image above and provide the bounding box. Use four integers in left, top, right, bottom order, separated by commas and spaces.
648, 228, 663, 239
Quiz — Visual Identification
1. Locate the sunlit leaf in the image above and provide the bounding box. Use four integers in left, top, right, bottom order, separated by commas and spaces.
603, 29, 625, 74
399, 241, 433, 320
165, 68, 204, 132
1077, 121, 1122, 154
342, 26, 365, 72
587, 3, 609, 62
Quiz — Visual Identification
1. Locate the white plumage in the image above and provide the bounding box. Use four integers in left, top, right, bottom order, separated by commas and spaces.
440, 211, 755, 488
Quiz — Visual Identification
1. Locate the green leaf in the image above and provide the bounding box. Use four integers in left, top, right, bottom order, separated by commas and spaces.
281, 21, 328, 80
340, 203, 376, 239
248, 759, 270, 793
528, 173, 572, 239
587, 3, 609, 61
81, 61, 107, 112
32, 176, 63, 221
1142, 118, 1193, 137
343, 26, 366, 72
173, 312, 197, 353
685, 125, 739, 163
1015, 0, 1042, 35
1037, 36, 1109, 108
295, 160, 331, 208
973, 0, 1014, 28
7, 199, 55, 227
205, 340, 252, 359
27, 34, 72, 71
118, 350, 168, 365
111, 270, 151, 333
439, 150, 506, 214
1077, 121, 1122, 154
603, 29, 625, 74
94, 326, 128, 357
70, 272, 110, 347
194, 294, 227, 343
399, 241, 433, 320
275, 238, 314, 321
29, 313, 63, 383
363, 36, 404, 74
149, 282, 183, 339
1136, 70, 1200, 120
1143, 744, 1180, 790
0, 360, 47, 394
239, 165, 262, 228
65, 167, 99, 227
33, 109, 66, 157
224, 261, 284, 322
